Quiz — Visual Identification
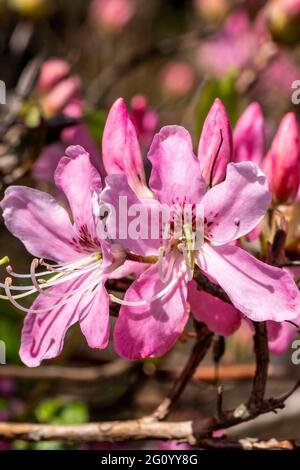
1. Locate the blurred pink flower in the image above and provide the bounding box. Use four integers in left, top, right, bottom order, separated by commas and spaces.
160, 62, 196, 96
89, 0, 135, 32
198, 10, 256, 75
36, 58, 81, 117
37, 58, 70, 94
129, 95, 158, 147
283, 0, 300, 15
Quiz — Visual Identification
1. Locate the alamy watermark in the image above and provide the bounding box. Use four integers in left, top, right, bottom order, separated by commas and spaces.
291, 339, 300, 365
0, 80, 6, 105
291, 80, 300, 105
0, 340, 6, 365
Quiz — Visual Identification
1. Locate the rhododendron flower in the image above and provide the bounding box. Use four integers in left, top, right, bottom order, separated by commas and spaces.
1, 146, 124, 367
233, 103, 300, 204
101, 99, 300, 360
198, 8, 300, 95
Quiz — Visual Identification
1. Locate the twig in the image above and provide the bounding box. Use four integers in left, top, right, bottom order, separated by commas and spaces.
0, 360, 133, 382
150, 322, 213, 421
247, 322, 269, 409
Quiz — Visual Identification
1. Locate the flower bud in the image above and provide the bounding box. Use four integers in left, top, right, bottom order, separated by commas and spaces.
129, 95, 158, 147
262, 113, 300, 203
89, 0, 135, 32
41, 76, 81, 117
160, 62, 195, 97
37, 59, 70, 94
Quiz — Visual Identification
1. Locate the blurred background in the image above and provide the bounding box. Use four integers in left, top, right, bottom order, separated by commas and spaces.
0, 0, 300, 450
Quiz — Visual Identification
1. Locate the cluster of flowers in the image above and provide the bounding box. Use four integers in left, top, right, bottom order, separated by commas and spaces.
1, 97, 300, 367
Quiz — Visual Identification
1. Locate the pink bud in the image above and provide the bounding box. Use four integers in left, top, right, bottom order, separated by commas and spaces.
262, 113, 300, 203
160, 62, 195, 96
198, 98, 233, 186
41, 76, 81, 116
89, 0, 135, 32
233, 102, 265, 165
129, 95, 158, 147
37, 58, 70, 93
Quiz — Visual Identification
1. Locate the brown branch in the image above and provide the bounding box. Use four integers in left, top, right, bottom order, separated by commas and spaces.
247, 322, 269, 409
0, 420, 195, 444
0, 360, 133, 382
150, 322, 213, 421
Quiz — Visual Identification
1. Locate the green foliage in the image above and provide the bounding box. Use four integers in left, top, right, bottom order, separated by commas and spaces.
35, 398, 89, 425
84, 108, 107, 145
195, 69, 240, 139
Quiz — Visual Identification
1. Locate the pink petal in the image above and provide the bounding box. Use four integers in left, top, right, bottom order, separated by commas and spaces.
101, 173, 162, 256
148, 125, 206, 205
262, 113, 300, 203
102, 98, 150, 198
114, 260, 189, 359
198, 98, 233, 186
202, 162, 271, 244
188, 280, 241, 336
1, 186, 79, 263
267, 320, 299, 355
198, 243, 300, 322
32, 143, 65, 183
233, 102, 265, 165
79, 281, 110, 349
64, 124, 106, 180
20, 277, 84, 367
55, 145, 102, 238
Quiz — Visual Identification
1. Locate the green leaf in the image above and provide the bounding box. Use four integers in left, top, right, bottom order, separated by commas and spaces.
84, 108, 107, 145
195, 69, 240, 140
35, 398, 62, 423
55, 402, 89, 425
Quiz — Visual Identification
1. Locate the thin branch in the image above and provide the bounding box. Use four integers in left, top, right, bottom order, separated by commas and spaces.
0, 360, 133, 382
150, 322, 213, 421
247, 322, 269, 409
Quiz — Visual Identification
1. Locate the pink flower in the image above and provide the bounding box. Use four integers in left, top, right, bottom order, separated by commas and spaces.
37, 59, 70, 94
234, 103, 300, 204
89, 0, 135, 32
36, 58, 81, 117
198, 10, 256, 76
102, 99, 300, 360
102, 98, 153, 198
1, 146, 124, 367
129, 95, 158, 148
160, 62, 196, 96
233, 102, 265, 165
262, 113, 300, 204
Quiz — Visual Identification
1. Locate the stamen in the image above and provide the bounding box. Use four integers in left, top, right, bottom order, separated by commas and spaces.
4, 275, 101, 314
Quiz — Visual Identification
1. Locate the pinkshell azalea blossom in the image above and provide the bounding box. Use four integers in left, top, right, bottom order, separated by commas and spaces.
233, 103, 300, 205
102, 120, 300, 360
1, 146, 125, 367
102, 97, 153, 199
